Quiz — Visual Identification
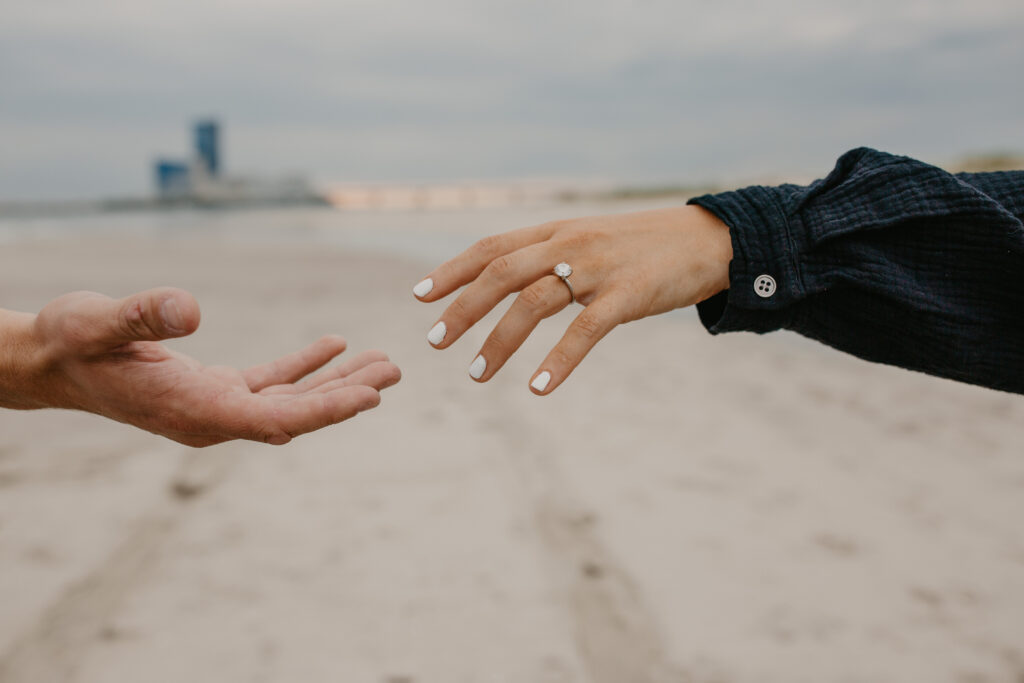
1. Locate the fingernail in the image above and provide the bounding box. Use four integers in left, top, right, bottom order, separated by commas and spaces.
530, 371, 551, 393
413, 278, 434, 298
427, 321, 447, 346
160, 297, 185, 333
469, 355, 487, 379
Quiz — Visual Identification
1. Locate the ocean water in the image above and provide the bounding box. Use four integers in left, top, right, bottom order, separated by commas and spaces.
0, 198, 683, 266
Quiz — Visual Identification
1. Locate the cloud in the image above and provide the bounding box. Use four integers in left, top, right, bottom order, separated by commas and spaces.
1, 0, 1022, 198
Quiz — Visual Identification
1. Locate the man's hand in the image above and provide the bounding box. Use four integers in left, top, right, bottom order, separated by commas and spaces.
1, 287, 400, 447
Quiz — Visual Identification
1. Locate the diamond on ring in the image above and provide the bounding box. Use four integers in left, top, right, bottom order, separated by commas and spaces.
553, 262, 575, 304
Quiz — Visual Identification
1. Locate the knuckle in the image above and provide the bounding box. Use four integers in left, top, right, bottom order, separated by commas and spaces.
473, 234, 504, 258
573, 311, 606, 339
246, 411, 291, 445
619, 272, 650, 295
558, 230, 590, 251
446, 296, 471, 321
482, 333, 509, 357
483, 254, 517, 282
260, 427, 291, 445
518, 285, 549, 311
434, 260, 457, 282
551, 348, 575, 367
118, 300, 160, 339
117, 301, 143, 337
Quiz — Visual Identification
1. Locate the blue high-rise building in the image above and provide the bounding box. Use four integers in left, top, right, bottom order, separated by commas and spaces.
194, 119, 220, 177
155, 159, 190, 197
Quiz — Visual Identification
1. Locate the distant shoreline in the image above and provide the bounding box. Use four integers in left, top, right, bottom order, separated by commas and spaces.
4, 151, 1021, 220
0, 194, 332, 220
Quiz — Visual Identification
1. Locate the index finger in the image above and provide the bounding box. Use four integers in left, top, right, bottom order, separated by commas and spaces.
412, 222, 557, 302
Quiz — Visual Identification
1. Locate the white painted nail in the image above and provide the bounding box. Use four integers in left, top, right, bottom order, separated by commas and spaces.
469, 355, 487, 380
413, 278, 434, 298
530, 371, 551, 393
427, 321, 447, 346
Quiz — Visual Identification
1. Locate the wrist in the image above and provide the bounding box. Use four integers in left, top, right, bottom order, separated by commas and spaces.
0, 309, 55, 409
685, 205, 733, 301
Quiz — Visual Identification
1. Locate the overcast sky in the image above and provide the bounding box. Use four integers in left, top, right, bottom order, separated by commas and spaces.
2, 0, 1023, 200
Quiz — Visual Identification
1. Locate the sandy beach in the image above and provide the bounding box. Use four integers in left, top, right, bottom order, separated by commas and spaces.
2, 219, 1024, 683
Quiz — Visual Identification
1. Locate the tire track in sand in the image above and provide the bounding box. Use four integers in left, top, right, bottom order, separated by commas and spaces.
0, 448, 238, 683
487, 393, 686, 683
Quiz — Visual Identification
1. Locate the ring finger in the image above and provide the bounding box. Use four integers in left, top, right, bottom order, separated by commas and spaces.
468, 275, 574, 382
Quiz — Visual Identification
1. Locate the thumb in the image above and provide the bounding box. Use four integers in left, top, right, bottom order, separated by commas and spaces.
103, 287, 201, 344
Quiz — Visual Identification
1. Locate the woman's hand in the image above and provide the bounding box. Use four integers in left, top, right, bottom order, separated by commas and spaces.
413, 205, 732, 394
2, 288, 400, 446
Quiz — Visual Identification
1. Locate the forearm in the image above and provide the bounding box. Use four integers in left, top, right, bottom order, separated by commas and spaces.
0, 308, 50, 409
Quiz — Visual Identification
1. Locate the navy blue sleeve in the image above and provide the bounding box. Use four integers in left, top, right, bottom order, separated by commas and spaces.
688, 147, 1024, 394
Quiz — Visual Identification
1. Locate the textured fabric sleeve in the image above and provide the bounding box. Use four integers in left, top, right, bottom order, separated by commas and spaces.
688, 147, 1024, 394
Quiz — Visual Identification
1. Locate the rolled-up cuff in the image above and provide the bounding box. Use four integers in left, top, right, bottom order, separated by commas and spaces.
688, 185, 805, 335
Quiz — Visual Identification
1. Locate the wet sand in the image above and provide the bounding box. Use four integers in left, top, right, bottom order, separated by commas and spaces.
2, 234, 1024, 683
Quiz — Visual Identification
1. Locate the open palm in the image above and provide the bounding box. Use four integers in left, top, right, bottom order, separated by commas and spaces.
33, 288, 400, 447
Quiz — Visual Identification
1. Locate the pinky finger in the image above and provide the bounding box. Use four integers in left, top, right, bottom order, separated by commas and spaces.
529, 295, 624, 395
